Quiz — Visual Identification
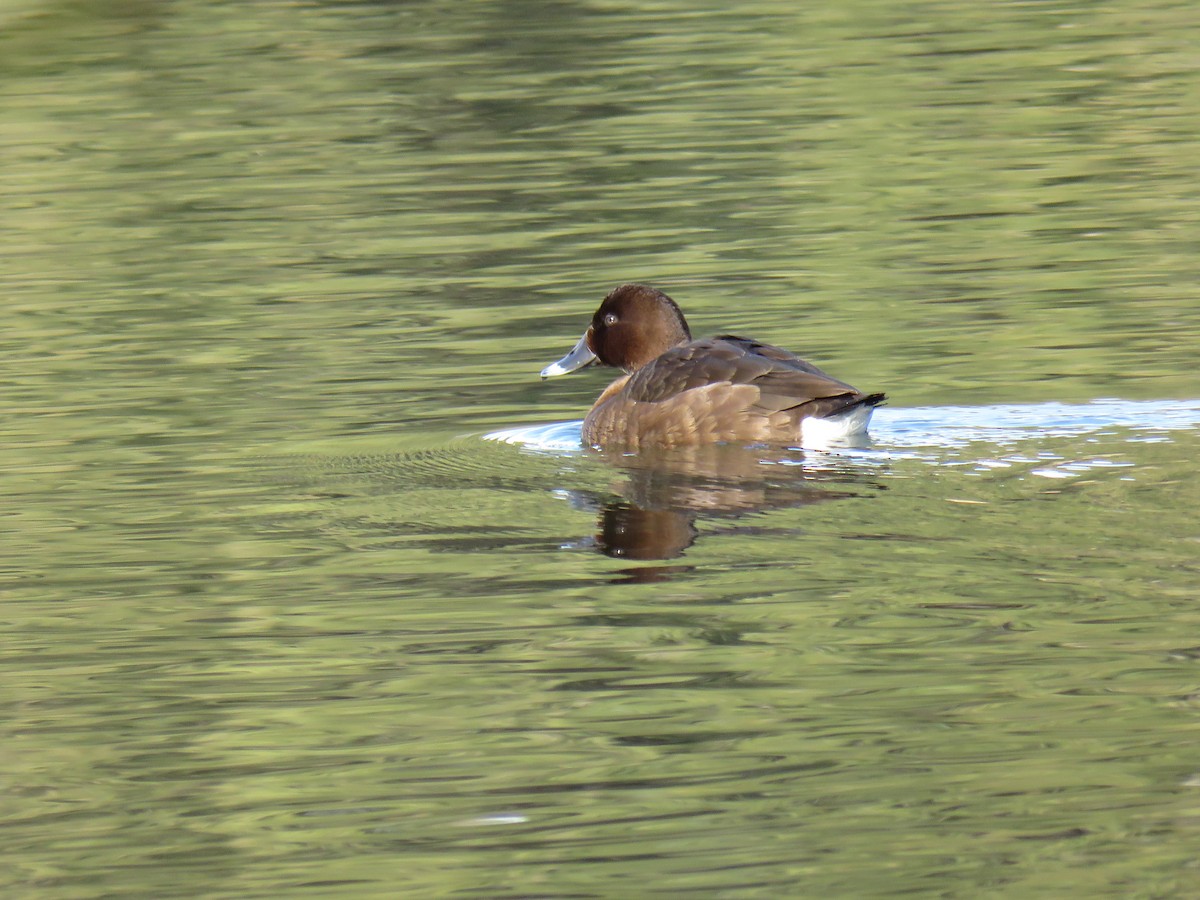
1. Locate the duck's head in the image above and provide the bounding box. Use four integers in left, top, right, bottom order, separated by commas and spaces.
541, 283, 692, 378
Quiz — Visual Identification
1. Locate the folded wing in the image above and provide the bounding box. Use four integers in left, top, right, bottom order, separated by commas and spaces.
621, 336, 880, 419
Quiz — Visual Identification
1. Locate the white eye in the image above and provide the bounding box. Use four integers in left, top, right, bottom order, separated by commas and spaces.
604, 313, 618, 327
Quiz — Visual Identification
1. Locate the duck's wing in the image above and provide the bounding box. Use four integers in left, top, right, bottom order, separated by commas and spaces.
623, 336, 880, 418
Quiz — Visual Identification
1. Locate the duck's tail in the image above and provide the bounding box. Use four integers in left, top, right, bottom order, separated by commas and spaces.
800, 391, 886, 448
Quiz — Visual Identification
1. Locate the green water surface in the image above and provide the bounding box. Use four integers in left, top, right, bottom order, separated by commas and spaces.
3, 1, 1200, 896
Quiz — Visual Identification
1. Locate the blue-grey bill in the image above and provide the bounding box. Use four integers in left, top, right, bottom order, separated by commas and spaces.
540, 332, 596, 379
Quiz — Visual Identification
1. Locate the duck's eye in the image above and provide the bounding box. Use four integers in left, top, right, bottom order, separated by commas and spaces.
603, 313, 618, 327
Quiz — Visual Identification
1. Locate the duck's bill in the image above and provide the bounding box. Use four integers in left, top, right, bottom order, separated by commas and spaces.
540, 332, 596, 379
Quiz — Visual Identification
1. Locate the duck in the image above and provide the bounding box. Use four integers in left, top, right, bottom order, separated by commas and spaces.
540, 283, 886, 450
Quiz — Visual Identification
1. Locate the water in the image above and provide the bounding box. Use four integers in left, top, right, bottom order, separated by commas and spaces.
4, 1, 1200, 896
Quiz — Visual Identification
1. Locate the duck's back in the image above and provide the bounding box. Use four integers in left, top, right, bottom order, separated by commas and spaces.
582, 336, 883, 449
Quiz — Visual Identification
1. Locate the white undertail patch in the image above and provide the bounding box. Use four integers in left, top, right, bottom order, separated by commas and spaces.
800, 404, 876, 450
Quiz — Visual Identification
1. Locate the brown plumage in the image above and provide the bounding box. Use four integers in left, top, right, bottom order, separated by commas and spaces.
541, 284, 886, 450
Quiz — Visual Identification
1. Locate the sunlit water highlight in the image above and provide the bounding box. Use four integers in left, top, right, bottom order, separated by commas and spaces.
488, 396, 1200, 458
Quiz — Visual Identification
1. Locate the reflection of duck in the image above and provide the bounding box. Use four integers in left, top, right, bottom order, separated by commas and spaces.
596, 503, 698, 562
542, 284, 886, 450
573, 444, 875, 562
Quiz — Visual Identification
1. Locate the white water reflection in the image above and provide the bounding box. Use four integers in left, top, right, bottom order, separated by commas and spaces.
487, 398, 1200, 457
873, 398, 1200, 449
486, 419, 587, 453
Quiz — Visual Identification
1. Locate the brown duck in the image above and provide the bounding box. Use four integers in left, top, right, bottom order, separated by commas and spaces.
541, 283, 886, 450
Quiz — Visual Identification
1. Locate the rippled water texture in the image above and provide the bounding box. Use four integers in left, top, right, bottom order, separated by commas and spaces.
4, 1, 1200, 896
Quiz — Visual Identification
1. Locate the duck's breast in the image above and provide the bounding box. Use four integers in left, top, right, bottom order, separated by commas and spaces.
583, 381, 783, 449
